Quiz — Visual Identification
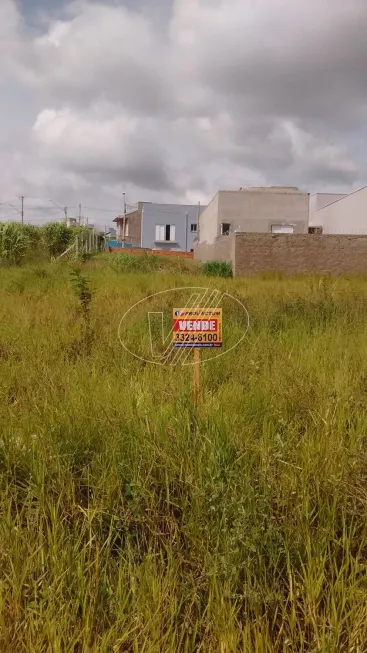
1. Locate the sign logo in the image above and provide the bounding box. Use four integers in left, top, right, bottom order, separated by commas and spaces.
118, 287, 249, 366
173, 308, 223, 348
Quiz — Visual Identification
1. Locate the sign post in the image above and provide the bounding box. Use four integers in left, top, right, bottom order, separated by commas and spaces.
173, 307, 223, 405
193, 348, 200, 405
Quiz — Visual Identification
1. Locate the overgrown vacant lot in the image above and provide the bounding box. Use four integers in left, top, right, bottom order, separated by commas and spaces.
0, 259, 367, 651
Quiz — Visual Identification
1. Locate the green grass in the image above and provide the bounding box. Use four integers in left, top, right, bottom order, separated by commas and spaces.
0, 260, 367, 651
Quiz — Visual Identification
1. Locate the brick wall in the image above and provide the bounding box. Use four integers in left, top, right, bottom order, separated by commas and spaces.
234, 233, 367, 276
127, 209, 142, 247
108, 247, 193, 259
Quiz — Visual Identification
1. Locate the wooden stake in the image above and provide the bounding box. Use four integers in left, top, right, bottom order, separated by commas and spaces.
193, 348, 200, 405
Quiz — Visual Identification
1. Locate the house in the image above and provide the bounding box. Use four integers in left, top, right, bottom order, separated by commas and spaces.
141, 203, 203, 252
113, 203, 143, 247
114, 202, 204, 251
312, 186, 367, 235
309, 193, 347, 231
195, 186, 309, 260
66, 217, 77, 228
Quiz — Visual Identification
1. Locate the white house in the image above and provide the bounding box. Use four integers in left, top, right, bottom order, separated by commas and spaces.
314, 186, 367, 235
309, 193, 347, 229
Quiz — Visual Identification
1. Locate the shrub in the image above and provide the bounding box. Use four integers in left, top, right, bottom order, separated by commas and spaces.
0, 222, 30, 265
108, 252, 161, 274
201, 260, 233, 278
43, 222, 74, 257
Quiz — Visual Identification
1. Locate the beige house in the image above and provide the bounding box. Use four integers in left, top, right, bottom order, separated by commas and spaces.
312, 186, 367, 235
309, 193, 347, 230
196, 186, 309, 260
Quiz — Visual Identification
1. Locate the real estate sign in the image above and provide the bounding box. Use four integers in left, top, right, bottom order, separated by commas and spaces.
173, 308, 223, 348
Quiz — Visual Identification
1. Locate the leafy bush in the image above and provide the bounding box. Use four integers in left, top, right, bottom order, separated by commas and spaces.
201, 260, 233, 278
108, 252, 161, 273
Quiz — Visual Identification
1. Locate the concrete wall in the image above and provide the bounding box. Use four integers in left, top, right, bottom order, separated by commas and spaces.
197, 194, 219, 246
317, 186, 367, 235
218, 189, 309, 235
309, 193, 347, 228
195, 233, 235, 262
234, 233, 367, 276
141, 203, 202, 251
198, 187, 309, 246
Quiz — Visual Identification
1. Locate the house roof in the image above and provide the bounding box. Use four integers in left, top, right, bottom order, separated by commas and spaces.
113, 208, 140, 223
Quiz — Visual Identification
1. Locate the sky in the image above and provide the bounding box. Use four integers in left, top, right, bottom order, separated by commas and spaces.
1, 0, 367, 227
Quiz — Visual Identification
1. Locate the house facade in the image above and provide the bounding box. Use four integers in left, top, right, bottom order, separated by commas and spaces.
114, 202, 204, 251
141, 203, 203, 251
313, 186, 367, 235
196, 186, 309, 260
309, 193, 347, 230
113, 205, 142, 247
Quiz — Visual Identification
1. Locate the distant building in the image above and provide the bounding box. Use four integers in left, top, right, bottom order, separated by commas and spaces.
314, 186, 367, 235
114, 202, 204, 251
113, 203, 143, 247
66, 217, 77, 228
196, 186, 309, 260
309, 193, 347, 231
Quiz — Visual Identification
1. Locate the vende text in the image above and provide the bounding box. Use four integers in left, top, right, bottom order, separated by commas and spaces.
174, 320, 217, 332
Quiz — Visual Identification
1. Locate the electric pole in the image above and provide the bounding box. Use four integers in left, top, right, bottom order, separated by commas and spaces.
197, 201, 201, 242
49, 199, 68, 223
78, 204, 82, 225
19, 196, 25, 225
122, 192, 126, 242
185, 212, 189, 252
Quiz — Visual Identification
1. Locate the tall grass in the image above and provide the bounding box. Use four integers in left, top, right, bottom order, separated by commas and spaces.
0, 261, 366, 651
0, 222, 94, 265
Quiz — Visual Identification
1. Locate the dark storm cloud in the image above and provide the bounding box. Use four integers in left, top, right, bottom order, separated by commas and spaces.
1, 0, 367, 212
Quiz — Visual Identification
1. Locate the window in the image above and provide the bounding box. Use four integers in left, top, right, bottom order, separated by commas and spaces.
221, 223, 231, 236
271, 225, 294, 234
168, 225, 176, 241
309, 226, 323, 235
155, 225, 165, 241
190, 223, 197, 233
155, 224, 176, 242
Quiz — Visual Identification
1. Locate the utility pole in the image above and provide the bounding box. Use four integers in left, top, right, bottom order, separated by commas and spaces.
185, 212, 189, 252
19, 196, 25, 225
122, 192, 126, 244
78, 204, 82, 226
49, 199, 67, 223
197, 201, 201, 242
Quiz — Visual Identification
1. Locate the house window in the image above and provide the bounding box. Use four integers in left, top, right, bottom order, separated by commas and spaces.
155, 225, 164, 241
221, 223, 231, 236
309, 226, 323, 235
155, 224, 176, 242
271, 225, 294, 234
190, 224, 197, 233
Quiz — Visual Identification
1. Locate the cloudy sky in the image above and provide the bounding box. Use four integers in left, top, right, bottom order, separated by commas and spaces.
1, 0, 367, 226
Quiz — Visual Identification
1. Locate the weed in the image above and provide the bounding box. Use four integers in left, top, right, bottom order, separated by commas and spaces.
202, 259, 233, 278
0, 260, 366, 650
70, 268, 95, 355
